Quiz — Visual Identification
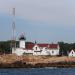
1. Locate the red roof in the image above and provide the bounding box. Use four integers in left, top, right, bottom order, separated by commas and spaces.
26, 43, 34, 50
37, 44, 58, 49
49, 44, 59, 49
25, 43, 59, 49
37, 44, 48, 47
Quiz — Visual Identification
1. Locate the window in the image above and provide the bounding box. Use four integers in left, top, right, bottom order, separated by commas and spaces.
72, 52, 73, 54
36, 47, 37, 50
52, 51, 54, 54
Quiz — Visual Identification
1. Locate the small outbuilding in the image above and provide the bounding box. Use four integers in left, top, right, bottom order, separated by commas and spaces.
68, 49, 75, 57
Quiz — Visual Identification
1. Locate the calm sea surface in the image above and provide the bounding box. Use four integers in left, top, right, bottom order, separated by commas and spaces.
0, 68, 75, 75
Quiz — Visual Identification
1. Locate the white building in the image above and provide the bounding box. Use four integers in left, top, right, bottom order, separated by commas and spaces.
33, 44, 60, 56
68, 49, 75, 57
12, 35, 60, 56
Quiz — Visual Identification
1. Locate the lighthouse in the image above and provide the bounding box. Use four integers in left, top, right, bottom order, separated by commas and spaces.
19, 34, 26, 49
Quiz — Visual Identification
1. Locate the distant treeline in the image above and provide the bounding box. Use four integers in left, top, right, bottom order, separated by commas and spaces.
0, 41, 19, 54
58, 42, 75, 56
0, 41, 33, 54
0, 41, 75, 55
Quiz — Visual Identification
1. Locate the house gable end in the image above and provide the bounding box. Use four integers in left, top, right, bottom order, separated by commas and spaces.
33, 44, 40, 50
69, 50, 75, 57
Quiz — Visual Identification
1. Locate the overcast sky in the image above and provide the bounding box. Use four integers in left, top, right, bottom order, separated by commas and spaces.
0, 0, 75, 43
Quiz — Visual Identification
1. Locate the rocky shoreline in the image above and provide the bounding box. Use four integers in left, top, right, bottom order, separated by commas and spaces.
1, 61, 75, 68
1, 62, 75, 68
0, 54, 75, 68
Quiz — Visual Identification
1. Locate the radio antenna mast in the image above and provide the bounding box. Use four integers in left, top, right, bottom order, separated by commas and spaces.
12, 8, 16, 50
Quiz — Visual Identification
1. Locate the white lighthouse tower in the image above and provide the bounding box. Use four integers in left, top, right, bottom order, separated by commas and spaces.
19, 34, 26, 49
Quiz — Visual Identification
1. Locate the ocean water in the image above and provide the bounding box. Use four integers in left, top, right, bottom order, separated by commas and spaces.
0, 68, 75, 75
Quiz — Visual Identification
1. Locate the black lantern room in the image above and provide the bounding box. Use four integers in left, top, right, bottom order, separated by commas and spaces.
19, 34, 26, 40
